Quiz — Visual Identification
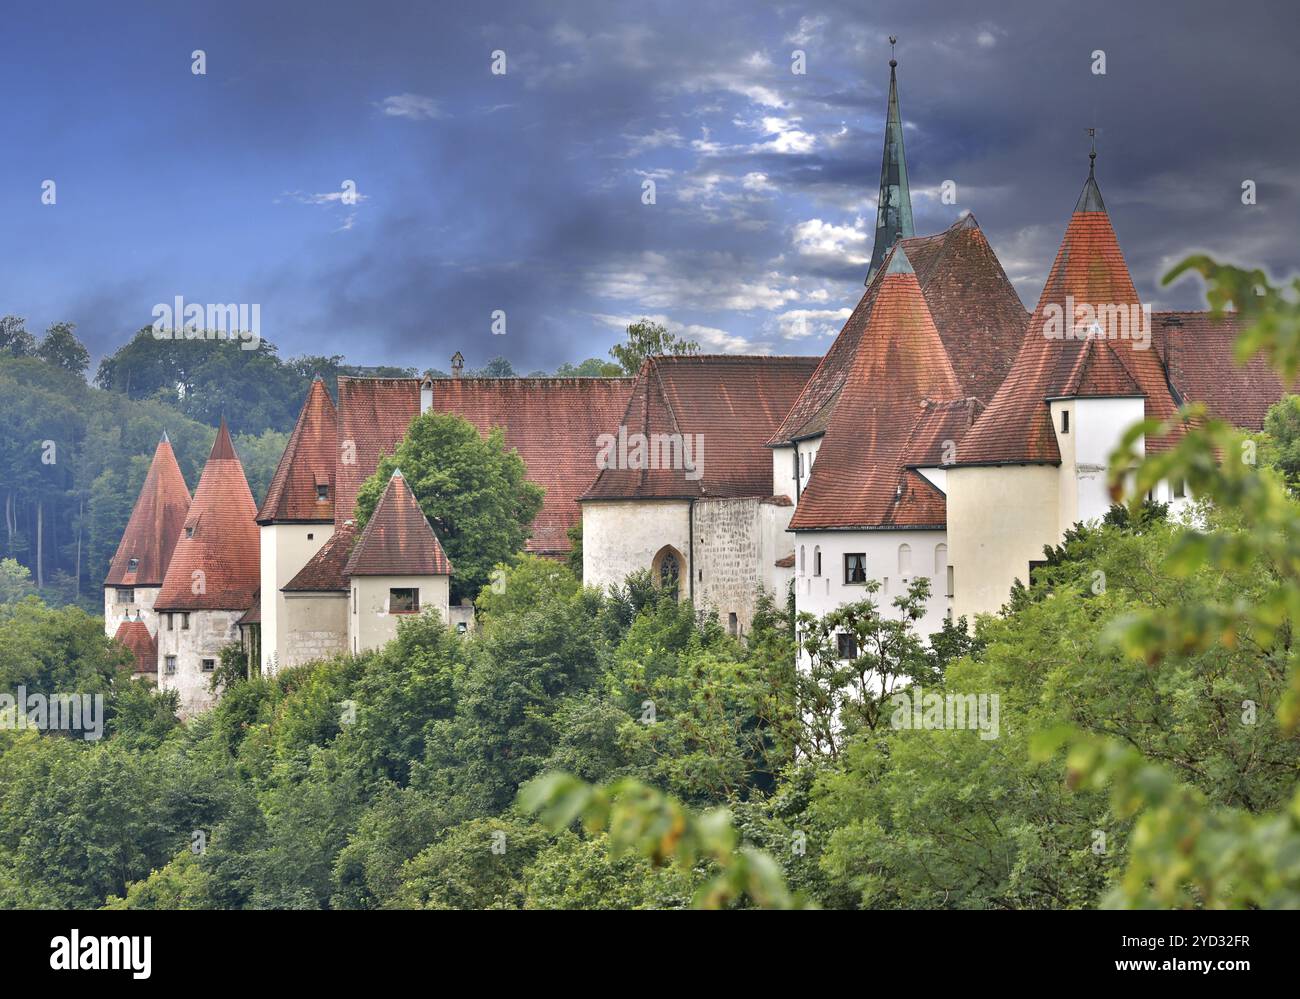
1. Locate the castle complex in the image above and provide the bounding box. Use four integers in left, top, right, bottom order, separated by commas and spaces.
103, 59, 1289, 717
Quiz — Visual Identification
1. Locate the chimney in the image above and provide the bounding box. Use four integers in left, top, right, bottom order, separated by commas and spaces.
450, 351, 464, 379
420, 371, 435, 413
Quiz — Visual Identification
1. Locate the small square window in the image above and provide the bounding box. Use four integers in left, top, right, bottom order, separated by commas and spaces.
201, 658, 215, 672
116, 588, 134, 604
389, 587, 419, 614
843, 553, 867, 585
837, 633, 858, 659
164, 655, 177, 675
306, 533, 315, 541
316, 484, 329, 501
126, 557, 139, 573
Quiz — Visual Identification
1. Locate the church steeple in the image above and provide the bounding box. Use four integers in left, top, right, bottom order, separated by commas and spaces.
865, 36, 915, 285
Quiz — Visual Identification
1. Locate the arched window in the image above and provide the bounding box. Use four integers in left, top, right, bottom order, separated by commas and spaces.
651, 545, 684, 600
898, 543, 912, 575
813, 546, 822, 577
799, 545, 806, 575
934, 543, 948, 577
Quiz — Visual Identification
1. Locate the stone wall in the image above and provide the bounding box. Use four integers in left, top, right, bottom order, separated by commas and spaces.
282, 592, 348, 668
156, 608, 243, 718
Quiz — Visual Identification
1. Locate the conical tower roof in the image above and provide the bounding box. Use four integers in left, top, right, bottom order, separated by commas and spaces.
155, 419, 260, 610
104, 435, 192, 587
257, 375, 338, 524
344, 470, 451, 577
791, 244, 963, 530
955, 157, 1179, 464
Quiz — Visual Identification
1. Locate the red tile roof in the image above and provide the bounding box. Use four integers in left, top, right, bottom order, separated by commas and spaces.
956, 172, 1181, 465
112, 617, 157, 676
789, 248, 964, 531
428, 377, 635, 554
1154, 311, 1289, 431
333, 376, 636, 555
104, 436, 191, 587
257, 376, 338, 524
582, 355, 818, 501
771, 214, 1027, 445
155, 419, 261, 611
902, 397, 984, 467
334, 378, 420, 530
344, 471, 451, 576
237, 591, 260, 626
284, 522, 356, 592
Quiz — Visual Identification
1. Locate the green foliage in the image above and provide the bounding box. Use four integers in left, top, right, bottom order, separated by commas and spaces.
352, 410, 544, 603
608, 318, 699, 376
520, 772, 810, 909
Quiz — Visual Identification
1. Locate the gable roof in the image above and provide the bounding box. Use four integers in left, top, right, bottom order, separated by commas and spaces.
112, 617, 157, 675
771, 214, 1027, 445
155, 419, 261, 611
955, 161, 1181, 465
789, 247, 964, 531
104, 435, 191, 587
257, 376, 338, 524
581, 354, 819, 502
344, 471, 452, 577
284, 522, 356, 592
1154, 311, 1289, 431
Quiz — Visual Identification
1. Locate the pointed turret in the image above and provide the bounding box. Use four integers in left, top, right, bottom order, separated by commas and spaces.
155, 419, 260, 610
865, 40, 915, 285
344, 470, 451, 577
105, 434, 192, 587
791, 243, 963, 530
257, 376, 338, 524
955, 155, 1179, 464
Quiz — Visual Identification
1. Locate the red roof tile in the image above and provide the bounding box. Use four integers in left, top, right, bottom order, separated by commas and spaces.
344, 471, 451, 576
956, 170, 1181, 465
429, 377, 635, 554
789, 248, 963, 530
104, 437, 191, 587
1154, 311, 1289, 431
771, 214, 1027, 445
284, 522, 356, 592
237, 591, 260, 626
582, 355, 819, 502
155, 419, 261, 611
902, 397, 984, 467
112, 618, 157, 675
257, 377, 338, 523
334, 378, 420, 529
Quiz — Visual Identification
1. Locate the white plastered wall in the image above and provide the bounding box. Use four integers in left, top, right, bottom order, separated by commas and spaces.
260, 522, 333, 675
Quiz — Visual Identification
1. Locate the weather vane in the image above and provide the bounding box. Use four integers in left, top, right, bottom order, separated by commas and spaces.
889, 35, 898, 67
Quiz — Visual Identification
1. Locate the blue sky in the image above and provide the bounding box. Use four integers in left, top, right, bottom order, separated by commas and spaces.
3, 0, 1297, 374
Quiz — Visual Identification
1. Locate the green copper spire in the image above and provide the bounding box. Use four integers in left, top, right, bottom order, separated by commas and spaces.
866, 37, 915, 286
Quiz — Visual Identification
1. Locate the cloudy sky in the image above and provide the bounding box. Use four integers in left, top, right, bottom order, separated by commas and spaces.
3, 0, 1297, 373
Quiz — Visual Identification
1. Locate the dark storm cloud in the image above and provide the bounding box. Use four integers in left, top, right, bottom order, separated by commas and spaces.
3, 0, 1296, 370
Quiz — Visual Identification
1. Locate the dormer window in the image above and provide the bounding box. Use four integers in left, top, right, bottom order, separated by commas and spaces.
316, 484, 329, 501
127, 557, 139, 573
185, 526, 195, 538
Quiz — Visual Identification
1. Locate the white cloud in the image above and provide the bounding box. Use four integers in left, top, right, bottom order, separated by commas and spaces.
773, 307, 852, 340
622, 128, 684, 156
790, 217, 870, 265
742, 172, 775, 193
586, 251, 802, 313
375, 93, 443, 120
